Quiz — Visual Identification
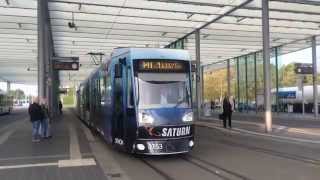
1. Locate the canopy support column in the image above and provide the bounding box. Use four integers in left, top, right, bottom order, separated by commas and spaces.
262, 0, 272, 132
195, 30, 201, 120
6, 81, 10, 93
312, 36, 318, 118
38, 0, 47, 99
38, 0, 59, 117
227, 59, 231, 98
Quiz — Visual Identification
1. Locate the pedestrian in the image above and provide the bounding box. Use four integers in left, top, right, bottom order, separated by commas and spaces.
28, 97, 44, 142
210, 100, 215, 113
59, 100, 63, 115
222, 95, 232, 128
40, 98, 51, 139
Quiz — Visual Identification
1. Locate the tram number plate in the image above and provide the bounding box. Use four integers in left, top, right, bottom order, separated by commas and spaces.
148, 143, 163, 150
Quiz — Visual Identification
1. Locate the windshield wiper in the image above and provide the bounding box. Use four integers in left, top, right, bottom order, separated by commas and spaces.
174, 99, 185, 108
135, 77, 140, 105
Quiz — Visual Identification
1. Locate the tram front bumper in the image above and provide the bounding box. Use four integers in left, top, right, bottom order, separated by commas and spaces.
134, 137, 194, 155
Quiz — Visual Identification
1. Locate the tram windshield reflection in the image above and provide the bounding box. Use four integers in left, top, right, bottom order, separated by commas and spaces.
136, 73, 191, 109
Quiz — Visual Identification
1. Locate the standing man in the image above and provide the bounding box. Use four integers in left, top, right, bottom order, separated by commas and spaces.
59, 100, 63, 115
222, 95, 232, 128
210, 100, 215, 113
28, 97, 44, 142
40, 98, 51, 139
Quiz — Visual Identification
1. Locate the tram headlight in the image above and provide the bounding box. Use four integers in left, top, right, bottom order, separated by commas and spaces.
182, 112, 193, 122
189, 140, 194, 147
138, 112, 154, 124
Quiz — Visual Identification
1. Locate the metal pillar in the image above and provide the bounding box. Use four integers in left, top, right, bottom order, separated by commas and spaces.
262, 0, 272, 132
38, 0, 47, 98
227, 59, 231, 98
312, 36, 318, 118
245, 56, 248, 113
254, 53, 258, 113
195, 30, 201, 120
236, 57, 240, 111
302, 79, 305, 115
201, 65, 204, 105
38, 0, 59, 117
275, 48, 279, 113
6, 81, 10, 93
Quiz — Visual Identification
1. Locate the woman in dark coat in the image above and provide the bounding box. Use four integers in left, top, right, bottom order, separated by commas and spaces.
222, 96, 232, 128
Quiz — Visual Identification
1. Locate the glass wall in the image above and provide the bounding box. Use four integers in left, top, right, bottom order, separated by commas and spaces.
247, 54, 256, 111
203, 62, 227, 111
278, 41, 313, 113
238, 56, 246, 112
230, 59, 237, 101
203, 41, 320, 115
255, 52, 264, 111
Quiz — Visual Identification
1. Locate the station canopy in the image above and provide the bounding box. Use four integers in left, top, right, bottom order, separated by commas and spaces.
0, 0, 320, 85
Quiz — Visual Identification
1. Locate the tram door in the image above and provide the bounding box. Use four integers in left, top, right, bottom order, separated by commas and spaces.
113, 62, 125, 144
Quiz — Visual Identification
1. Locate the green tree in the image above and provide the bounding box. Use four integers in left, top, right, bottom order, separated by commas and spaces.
8, 89, 25, 100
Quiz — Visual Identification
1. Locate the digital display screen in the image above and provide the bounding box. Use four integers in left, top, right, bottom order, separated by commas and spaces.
53, 61, 79, 71
137, 60, 188, 73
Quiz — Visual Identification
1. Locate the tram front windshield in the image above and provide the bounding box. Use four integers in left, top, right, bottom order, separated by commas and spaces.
136, 73, 191, 109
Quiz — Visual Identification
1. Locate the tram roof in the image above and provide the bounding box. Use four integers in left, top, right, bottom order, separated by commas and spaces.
1, 0, 320, 86
111, 48, 191, 61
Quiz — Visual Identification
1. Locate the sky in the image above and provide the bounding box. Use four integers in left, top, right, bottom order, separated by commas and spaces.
278, 46, 320, 72
0, 82, 37, 96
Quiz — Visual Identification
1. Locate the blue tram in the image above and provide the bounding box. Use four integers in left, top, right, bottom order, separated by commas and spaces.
77, 48, 194, 155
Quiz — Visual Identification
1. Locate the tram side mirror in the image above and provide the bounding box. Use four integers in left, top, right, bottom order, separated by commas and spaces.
119, 58, 126, 65
191, 64, 196, 72
115, 64, 122, 78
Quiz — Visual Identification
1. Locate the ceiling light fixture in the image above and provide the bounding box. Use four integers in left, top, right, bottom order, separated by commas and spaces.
272, 38, 281, 42
68, 12, 77, 30
186, 13, 194, 19
202, 34, 209, 39
78, 3, 82, 11
236, 17, 246, 23
161, 32, 167, 36
17, 23, 22, 29
5, 0, 9, 5
27, 67, 37, 72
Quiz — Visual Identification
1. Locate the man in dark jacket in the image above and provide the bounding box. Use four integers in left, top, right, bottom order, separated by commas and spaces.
58, 100, 63, 115
222, 96, 232, 128
28, 97, 44, 142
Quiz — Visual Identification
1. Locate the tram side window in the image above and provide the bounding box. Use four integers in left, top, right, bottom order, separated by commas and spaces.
127, 67, 134, 108
100, 71, 106, 106
85, 85, 90, 110
0, 95, 3, 106
96, 78, 100, 108
105, 72, 112, 105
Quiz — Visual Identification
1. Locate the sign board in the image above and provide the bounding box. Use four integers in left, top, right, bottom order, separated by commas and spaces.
53, 61, 79, 71
52, 57, 79, 71
294, 63, 313, 74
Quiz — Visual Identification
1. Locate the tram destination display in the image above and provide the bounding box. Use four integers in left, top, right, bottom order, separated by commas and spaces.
137, 60, 188, 73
